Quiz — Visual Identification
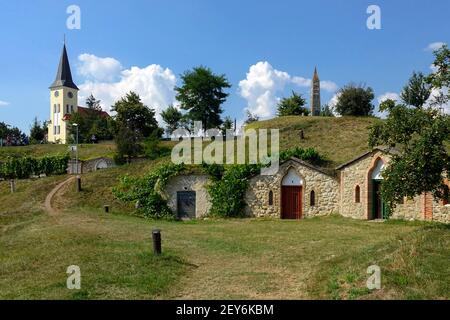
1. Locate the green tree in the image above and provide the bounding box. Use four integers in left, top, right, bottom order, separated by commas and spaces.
161, 105, 182, 135
175, 66, 231, 130
277, 91, 309, 116
335, 84, 375, 116
85, 93, 102, 111
427, 44, 450, 107
221, 116, 234, 135
29, 117, 46, 144
369, 100, 450, 213
112, 92, 162, 160
400, 72, 432, 108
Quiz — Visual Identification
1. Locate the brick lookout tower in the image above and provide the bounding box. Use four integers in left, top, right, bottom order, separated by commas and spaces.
310, 67, 321, 116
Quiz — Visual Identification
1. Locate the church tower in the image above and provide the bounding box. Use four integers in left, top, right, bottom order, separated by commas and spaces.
310, 67, 321, 116
48, 43, 79, 144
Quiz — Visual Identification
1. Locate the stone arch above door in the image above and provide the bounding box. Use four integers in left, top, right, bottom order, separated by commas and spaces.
281, 168, 303, 186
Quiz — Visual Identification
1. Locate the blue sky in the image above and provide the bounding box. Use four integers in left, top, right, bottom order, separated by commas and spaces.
0, 0, 449, 132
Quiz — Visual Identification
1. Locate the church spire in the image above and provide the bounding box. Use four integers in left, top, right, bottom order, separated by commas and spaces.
50, 43, 79, 90
310, 67, 321, 116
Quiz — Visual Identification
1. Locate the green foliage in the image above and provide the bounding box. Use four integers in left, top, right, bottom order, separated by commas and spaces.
277, 91, 309, 116
161, 105, 183, 135
67, 95, 113, 143
0, 154, 70, 179
221, 116, 234, 135
113, 163, 186, 219
176, 66, 231, 129
426, 44, 450, 104
369, 102, 450, 212
143, 132, 171, 160
400, 72, 432, 108
206, 164, 261, 218
112, 91, 161, 138
29, 117, 46, 144
112, 92, 162, 160
280, 147, 327, 166
335, 84, 375, 116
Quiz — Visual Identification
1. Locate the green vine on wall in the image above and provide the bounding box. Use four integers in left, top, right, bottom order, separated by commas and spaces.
113, 162, 186, 219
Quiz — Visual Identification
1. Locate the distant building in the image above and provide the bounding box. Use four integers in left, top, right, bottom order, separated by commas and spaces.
310, 67, 321, 116
47, 42, 109, 144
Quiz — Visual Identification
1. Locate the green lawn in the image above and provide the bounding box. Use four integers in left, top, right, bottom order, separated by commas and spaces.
0, 142, 116, 161
0, 161, 448, 300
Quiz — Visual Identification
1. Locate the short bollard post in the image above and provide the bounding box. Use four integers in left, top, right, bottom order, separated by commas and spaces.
104, 205, 110, 213
76, 175, 82, 192
152, 229, 162, 255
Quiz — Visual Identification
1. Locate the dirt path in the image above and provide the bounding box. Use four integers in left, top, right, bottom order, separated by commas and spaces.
44, 176, 75, 216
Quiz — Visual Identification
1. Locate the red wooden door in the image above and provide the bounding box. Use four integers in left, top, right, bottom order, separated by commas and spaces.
281, 186, 302, 219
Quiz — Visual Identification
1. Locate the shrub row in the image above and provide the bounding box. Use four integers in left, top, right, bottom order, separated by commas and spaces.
0, 154, 70, 179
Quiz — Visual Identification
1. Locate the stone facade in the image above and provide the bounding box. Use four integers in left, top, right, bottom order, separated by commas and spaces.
245, 158, 339, 218
67, 157, 115, 174
163, 175, 211, 218
160, 150, 449, 223
338, 149, 449, 223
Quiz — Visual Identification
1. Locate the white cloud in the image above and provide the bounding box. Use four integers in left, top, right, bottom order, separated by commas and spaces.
0, 100, 9, 106
320, 80, 338, 92
425, 42, 446, 51
77, 54, 177, 123
327, 93, 341, 116
77, 53, 123, 82
238, 61, 290, 118
239, 61, 338, 118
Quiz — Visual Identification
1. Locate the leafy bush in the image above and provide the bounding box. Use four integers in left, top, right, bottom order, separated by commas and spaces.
113, 163, 185, 219
0, 154, 70, 179
280, 147, 327, 166
206, 164, 261, 218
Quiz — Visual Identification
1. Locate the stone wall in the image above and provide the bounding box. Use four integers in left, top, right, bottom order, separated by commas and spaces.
339, 150, 426, 221
67, 157, 115, 174
245, 159, 340, 218
163, 175, 211, 218
432, 200, 450, 223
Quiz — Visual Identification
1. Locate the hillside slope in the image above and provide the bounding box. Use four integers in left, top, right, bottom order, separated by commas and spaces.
246, 116, 381, 167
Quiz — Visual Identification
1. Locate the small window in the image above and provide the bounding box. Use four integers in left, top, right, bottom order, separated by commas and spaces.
66, 105, 69, 114
310, 190, 315, 206
53, 104, 57, 113
355, 185, 360, 203
268, 190, 273, 206
71, 105, 74, 113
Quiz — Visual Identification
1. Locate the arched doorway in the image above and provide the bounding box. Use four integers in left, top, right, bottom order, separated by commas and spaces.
281, 168, 303, 219
369, 159, 388, 219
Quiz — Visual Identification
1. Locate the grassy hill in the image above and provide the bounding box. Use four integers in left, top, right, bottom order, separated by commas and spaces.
0, 142, 116, 161
246, 116, 381, 167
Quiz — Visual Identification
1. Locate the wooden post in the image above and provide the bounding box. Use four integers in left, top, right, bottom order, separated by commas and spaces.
76, 175, 81, 192
152, 229, 162, 255
299, 130, 305, 140
10, 179, 15, 193
104, 205, 110, 213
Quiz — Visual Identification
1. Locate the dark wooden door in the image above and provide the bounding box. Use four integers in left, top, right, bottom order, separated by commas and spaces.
177, 191, 196, 219
281, 186, 302, 219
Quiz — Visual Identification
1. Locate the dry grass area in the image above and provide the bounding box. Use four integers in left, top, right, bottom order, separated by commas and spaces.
247, 116, 381, 167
